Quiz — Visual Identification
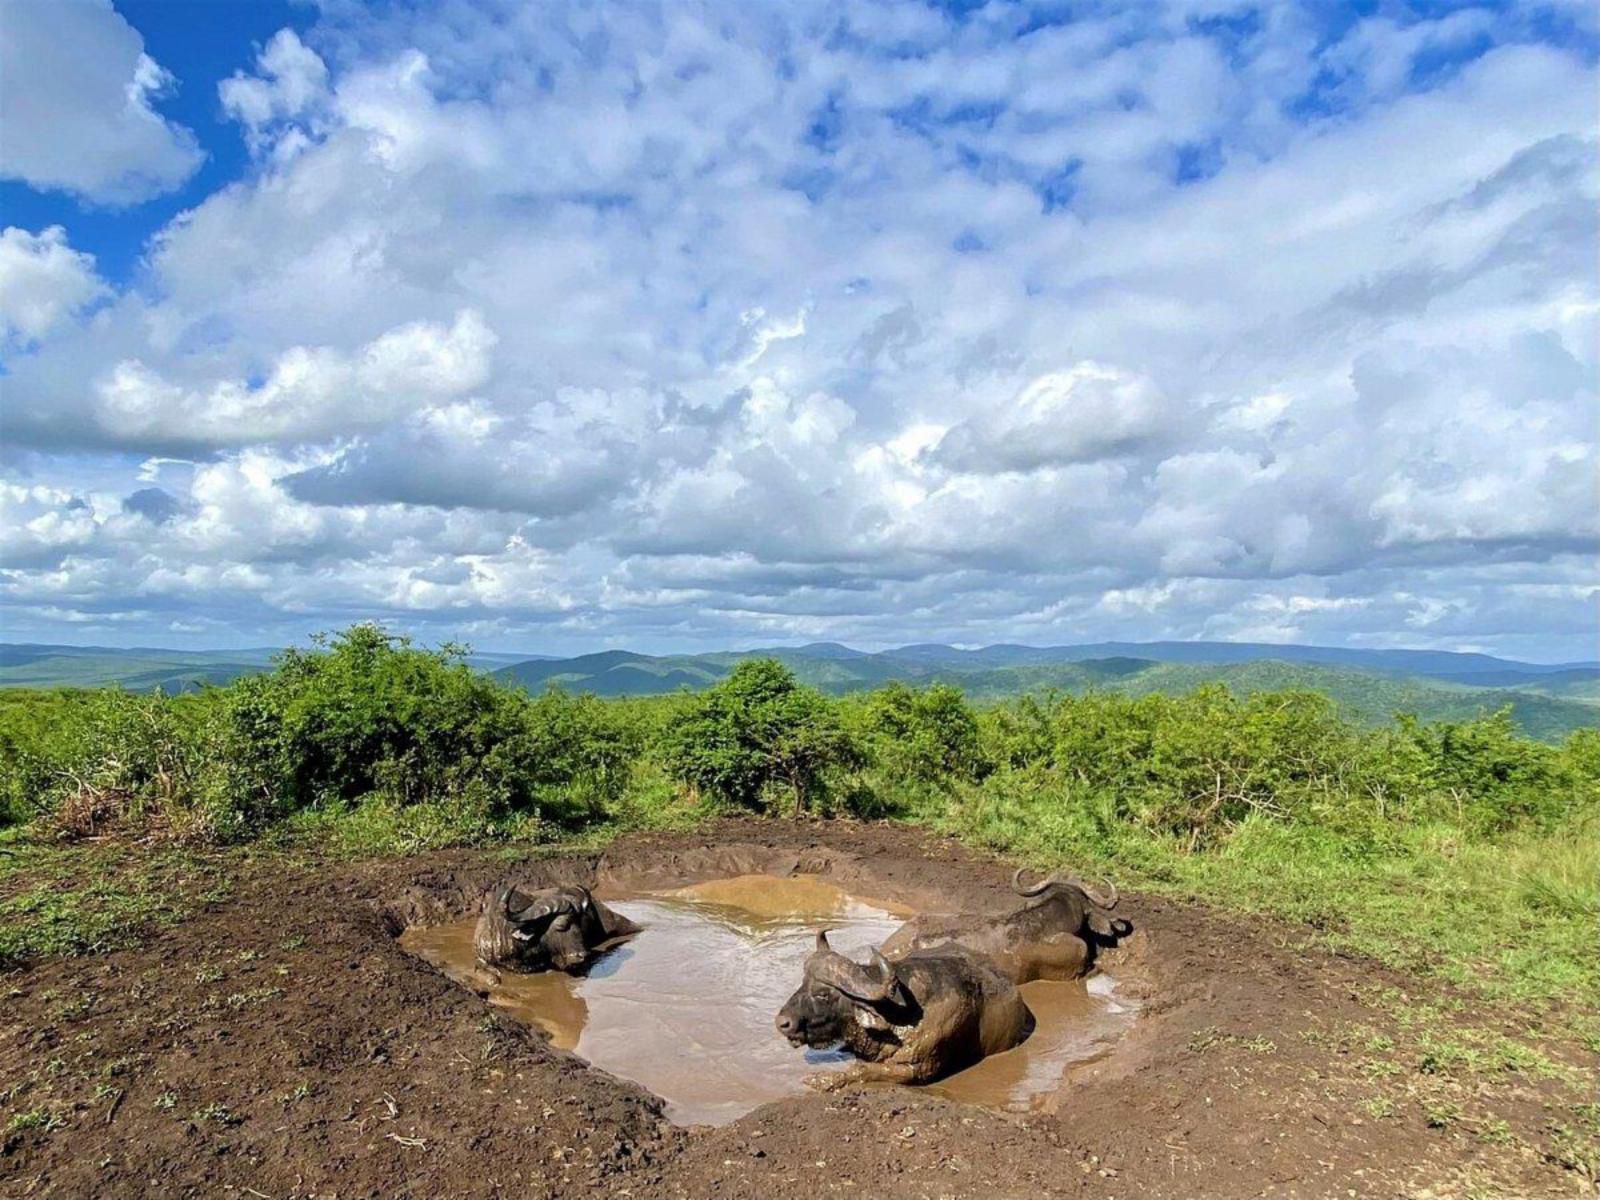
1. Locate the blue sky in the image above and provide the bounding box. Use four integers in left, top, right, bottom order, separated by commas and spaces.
1, 0, 1595, 659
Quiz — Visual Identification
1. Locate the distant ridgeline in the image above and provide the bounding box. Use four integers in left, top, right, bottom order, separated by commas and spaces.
2, 639, 1595, 743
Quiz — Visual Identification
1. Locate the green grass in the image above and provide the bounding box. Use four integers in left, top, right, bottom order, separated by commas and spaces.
924, 788, 1599, 1023
0, 831, 235, 968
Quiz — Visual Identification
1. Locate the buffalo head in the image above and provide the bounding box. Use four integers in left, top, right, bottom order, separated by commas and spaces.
1012, 868, 1125, 938
474, 884, 595, 972
775, 930, 911, 1049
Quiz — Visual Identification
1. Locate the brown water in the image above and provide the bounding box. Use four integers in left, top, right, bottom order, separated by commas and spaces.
400, 874, 1135, 1125
926, 973, 1136, 1112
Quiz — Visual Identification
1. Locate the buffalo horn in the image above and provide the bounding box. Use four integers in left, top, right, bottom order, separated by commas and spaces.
813, 945, 898, 1003
1081, 877, 1118, 909
1011, 867, 1059, 897
1012, 867, 1119, 909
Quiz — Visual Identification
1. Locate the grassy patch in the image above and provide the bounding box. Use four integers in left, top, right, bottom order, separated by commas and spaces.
5, 1108, 63, 1135
0, 831, 235, 968
925, 793, 1599, 1025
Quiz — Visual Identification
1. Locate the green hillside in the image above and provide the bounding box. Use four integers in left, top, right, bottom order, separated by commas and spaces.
7, 639, 1594, 742
496, 651, 1596, 742
1103, 660, 1597, 743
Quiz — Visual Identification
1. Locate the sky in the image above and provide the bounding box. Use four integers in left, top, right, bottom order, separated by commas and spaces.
0, 0, 1595, 660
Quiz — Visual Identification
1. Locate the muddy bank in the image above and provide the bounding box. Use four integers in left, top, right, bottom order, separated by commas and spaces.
0, 819, 1586, 1199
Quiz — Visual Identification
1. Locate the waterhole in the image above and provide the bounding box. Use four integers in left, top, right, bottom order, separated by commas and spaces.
401, 874, 1136, 1125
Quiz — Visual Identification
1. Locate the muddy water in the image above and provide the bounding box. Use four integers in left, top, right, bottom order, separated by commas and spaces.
927, 973, 1136, 1112
400, 874, 1135, 1125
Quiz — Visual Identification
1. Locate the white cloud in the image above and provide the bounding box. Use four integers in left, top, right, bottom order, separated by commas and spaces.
89, 310, 496, 448
933, 364, 1178, 472
219, 29, 330, 146
0, 226, 107, 343
0, 0, 202, 202
0, 2, 1594, 657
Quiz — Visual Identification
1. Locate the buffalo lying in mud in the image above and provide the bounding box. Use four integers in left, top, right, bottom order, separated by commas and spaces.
473, 883, 640, 973
879, 868, 1128, 983
775, 931, 1032, 1089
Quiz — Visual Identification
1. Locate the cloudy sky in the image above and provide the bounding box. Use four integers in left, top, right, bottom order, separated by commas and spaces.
1, 0, 1595, 659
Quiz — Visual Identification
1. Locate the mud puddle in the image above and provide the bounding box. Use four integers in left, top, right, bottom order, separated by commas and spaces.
927, 974, 1136, 1112
401, 873, 1135, 1125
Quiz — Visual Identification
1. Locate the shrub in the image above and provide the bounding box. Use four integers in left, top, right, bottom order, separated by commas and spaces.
858, 682, 991, 787
0, 625, 645, 842
1044, 686, 1364, 846
661, 659, 861, 812
1381, 709, 1580, 832
221, 625, 639, 830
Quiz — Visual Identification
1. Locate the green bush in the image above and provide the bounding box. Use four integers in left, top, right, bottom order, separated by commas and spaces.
0, 690, 100, 827
1, 630, 1593, 855
0, 625, 644, 841
661, 659, 861, 812
220, 625, 639, 831
1039, 686, 1365, 845
855, 681, 991, 787
1379, 709, 1585, 832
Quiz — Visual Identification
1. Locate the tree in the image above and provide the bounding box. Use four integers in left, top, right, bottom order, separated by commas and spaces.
661, 659, 860, 812
862, 681, 990, 785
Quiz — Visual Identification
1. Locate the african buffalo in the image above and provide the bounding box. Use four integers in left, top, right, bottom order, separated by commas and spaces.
473, 883, 640, 973
879, 868, 1127, 983
775, 930, 1031, 1089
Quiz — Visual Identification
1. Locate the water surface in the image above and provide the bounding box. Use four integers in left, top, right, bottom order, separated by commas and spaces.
401, 873, 1135, 1124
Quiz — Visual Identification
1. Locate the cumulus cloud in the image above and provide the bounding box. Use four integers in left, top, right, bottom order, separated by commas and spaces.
0, 0, 202, 202
88, 310, 496, 449
932, 365, 1178, 473
0, 2, 1595, 657
219, 29, 330, 153
0, 227, 107, 343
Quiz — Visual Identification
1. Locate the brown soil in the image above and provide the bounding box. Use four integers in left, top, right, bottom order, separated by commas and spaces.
1, 819, 1591, 1199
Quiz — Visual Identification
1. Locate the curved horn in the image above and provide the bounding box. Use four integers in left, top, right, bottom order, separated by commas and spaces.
509, 891, 577, 924
812, 948, 896, 1004
498, 885, 530, 917
1080, 876, 1118, 910
1011, 867, 1061, 897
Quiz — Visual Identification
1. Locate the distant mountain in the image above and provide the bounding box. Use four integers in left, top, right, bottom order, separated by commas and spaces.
5, 638, 1595, 741
496, 650, 727, 696
0, 643, 538, 693
0, 645, 278, 692
810, 641, 1596, 679
485, 646, 1596, 741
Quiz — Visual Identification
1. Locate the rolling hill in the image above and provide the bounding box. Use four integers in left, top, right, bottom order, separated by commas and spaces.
493, 647, 1597, 741
4, 639, 1594, 741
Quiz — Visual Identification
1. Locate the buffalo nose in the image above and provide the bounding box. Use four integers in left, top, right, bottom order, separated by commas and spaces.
775, 1013, 795, 1034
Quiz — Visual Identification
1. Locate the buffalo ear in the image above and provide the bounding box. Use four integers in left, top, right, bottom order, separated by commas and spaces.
815, 929, 832, 953
1087, 911, 1116, 938
859, 950, 909, 1010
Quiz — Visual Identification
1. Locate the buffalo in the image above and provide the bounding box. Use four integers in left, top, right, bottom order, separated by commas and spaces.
775, 930, 1032, 1089
473, 883, 640, 973
879, 868, 1127, 983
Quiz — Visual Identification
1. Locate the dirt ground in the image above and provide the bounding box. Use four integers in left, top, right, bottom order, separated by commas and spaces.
1, 819, 1593, 1199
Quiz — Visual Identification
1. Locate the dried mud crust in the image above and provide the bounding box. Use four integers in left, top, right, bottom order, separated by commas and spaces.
0, 819, 1590, 1199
